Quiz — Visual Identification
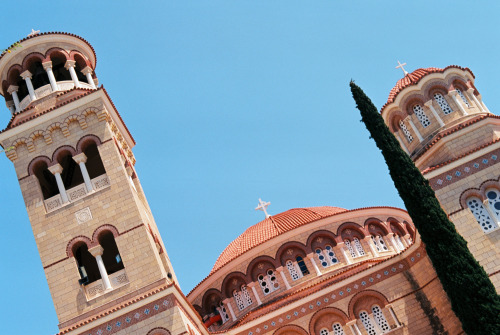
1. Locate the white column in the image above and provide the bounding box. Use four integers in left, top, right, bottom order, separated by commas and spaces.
407, 119, 424, 142
73, 152, 93, 193
7, 85, 20, 112
248, 282, 262, 305
400, 235, 409, 248
42, 61, 59, 91
65, 60, 80, 87
404, 234, 412, 246
277, 266, 291, 290
81, 66, 96, 89
424, 101, 445, 127
365, 235, 378, 257
467, 88, 485, 112
339, 243, 352, 264
6, 101, 15, 115
479, 96, 491, 113
20, 70, 36, 101
48, 163, 69, 203
449, 91, 468, 116
386, 304, 401, 327
394, 133, 410, 154
308, 255, 322, 276
223, 298, 237, 321
88, 245, 112, 291
347, 321, 362, 335
388, 233, 400, 252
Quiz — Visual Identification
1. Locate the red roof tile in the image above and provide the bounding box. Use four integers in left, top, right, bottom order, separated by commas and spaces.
380, 65, 474, 114
210, 207, 347, 274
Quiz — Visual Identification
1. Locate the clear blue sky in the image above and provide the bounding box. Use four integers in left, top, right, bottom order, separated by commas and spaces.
1, 1, 499, 334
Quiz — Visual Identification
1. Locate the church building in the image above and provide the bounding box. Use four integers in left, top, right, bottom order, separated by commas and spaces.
0, 32, 497, 335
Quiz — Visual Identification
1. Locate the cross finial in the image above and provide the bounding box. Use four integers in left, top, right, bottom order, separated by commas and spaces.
255, 198, 271, 218
27, 29, 40, 37
396, 60, 409, 76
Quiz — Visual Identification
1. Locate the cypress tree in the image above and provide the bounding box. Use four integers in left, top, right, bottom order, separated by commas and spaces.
349, 81, 500, 335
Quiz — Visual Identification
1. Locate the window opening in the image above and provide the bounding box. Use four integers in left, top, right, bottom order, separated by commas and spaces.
413, 104, 431, 127
359, 311, 377, 335
29, 61, 50, 90
372, 305, 390, 332
434, 93, 453, 115
51, 54, 72, 82
399, 120, 413, 143
332, 323, 345, 335
233, 290, 245, 310
456, 89, 470, 107
33, 161, 59, 200
258, 270, 279, 295
82, 142, 106, 178
468, 197, 498, 233
296, 256, 309, 276
60, 153, 84, 189
216, 301, 229, 324
73, 243, 101, 284
286, 259, 301, 281
353, 237, 366, 256
98, 231, 124, 275
241, 285, 253, 306
344, 239, 356, 258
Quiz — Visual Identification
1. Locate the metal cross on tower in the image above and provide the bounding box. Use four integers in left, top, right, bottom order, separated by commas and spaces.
255, 198, 271, 218
396, 60, 409, 76
28, 29, 40, 37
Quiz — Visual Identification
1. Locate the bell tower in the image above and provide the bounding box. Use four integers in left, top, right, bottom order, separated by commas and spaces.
381, 65, 500, 290
0, 32, 206, 334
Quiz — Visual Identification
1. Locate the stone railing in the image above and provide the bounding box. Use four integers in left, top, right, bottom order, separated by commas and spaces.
43, 173, 110, 213
84, 269, 129, 301
16, 81, 95, 111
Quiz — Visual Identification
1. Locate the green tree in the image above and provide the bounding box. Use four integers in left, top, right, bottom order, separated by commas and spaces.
350, 81, 500, 335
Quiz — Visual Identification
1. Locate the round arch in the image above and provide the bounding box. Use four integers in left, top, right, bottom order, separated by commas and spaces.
309, 307, 350, 335
348, 290, 389, 318
273, 324, 309, 335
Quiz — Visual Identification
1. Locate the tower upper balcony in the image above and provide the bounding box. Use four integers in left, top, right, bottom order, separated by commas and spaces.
381, 65, 496, 171
0, 32, 98, 117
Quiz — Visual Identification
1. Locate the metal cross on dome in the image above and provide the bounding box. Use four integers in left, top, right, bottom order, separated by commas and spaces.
396, 60, 409, 76
255, 198, 271, 218
28, 29, 40, 37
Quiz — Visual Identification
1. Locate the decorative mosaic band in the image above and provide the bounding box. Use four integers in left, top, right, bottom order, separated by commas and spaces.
239, 246, 426, 335
429, 148, 500, 190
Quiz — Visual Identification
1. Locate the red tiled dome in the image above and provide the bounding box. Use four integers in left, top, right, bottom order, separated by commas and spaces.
210, 206, 347, 274
380, 65, 474, 113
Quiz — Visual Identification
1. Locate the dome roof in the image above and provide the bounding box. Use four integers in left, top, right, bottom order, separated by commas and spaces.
380, 65, 474, 113
211, 206, 347, 274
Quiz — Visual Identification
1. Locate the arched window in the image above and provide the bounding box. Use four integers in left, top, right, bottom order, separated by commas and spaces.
456, 89, 470, 107
58, 152, 84, 190
233, 286, 252, 310
82, 142, 106, 178
344, 239, 356, 258
51, 53, 71, 82
258, 269, 279, 295
286, 259, 301, 281
413, 104, 431, 127
332, 323, 345, 335
485, 189, 500, 223
27, 60, 50, 90
372, 305, 390, 332
359, 311, 376, 335
433, 93, 453, 115
353, 237, 366, 256
33, 160, 58, 200
233, 290, 245, 310
371, 235, 389, 252
216, 301, 230, 324
467, 197, 498, 233
296, 256, 309, 276
98, 231, 124, 275
315, 245, 339, 268
241, 285, 253, 306
74, 54, 89, 82
399, 120, 413, 143
73, 243, 101, 284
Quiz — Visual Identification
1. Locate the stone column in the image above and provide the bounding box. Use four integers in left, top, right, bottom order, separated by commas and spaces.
73, 152, 93, 193
7, 85, 20, 112
247, 282, 262, 305
424, 100, 445, 127
223, 298, 237, 321
20, 70, 36, 101
365, 235, 378, 257
404, 234, 412, 246
387, 233, 400, 252
308, 254, 322, 276
42, 61, 59, 91
347, 320, 362, 335
88, 245, 112, 291
407, 119, 423, 142
48, 163, 69, 203
338, 243, 352, 264
81, 66, 96, 89
386, 304, 401, 327
467, 88, 484, 112
276, 266, 291, 289
449, 90, 468, 116
64, 60, 80, 87
477, 94, 491, 113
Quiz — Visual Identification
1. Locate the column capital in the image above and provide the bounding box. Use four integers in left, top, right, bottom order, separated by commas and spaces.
42, 61, 53, 70
448, 90, 458, 97
466, 87, 475, 94
88, 245, 104, 257
246, 281, 256, 288
276, 266, 284, 272
424, 100, 433, 107
20, 70, 32, 80
81, 66, 93, 75
72, 152, 88, 164
346, 320, 358, 326
7, 85, 19, 94
64, 59, 76, 69
48, 163, 63, 175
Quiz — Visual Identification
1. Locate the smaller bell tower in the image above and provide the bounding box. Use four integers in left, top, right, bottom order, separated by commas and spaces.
0, 31, 206, 334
